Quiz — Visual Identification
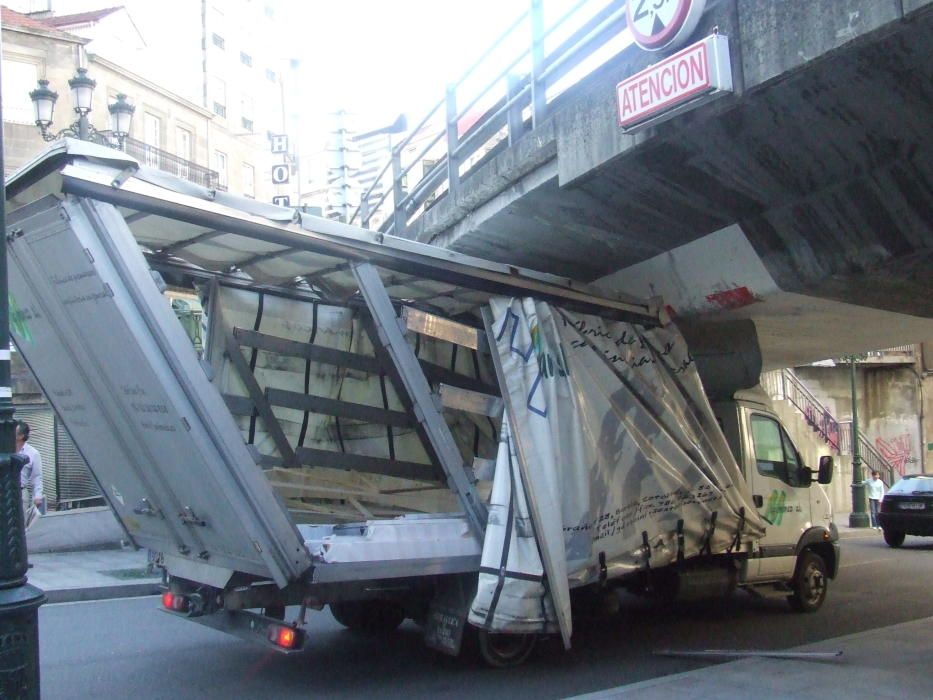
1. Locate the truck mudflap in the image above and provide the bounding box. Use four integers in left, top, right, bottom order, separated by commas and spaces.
6, 196, 311, 586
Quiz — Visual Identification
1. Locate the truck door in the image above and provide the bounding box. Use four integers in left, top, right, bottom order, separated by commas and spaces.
6, 197, 312, 587
746, 412, 810, 579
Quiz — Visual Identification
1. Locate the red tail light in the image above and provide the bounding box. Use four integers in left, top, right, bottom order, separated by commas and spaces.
162, 592, 190, 612
267, 624, 304, 650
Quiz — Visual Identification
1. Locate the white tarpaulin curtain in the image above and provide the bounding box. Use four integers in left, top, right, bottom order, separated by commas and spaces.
470, 298, 766, 647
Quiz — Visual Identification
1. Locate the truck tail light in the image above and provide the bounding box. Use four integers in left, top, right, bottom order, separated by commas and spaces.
162, 592, 190, 612
267, 624, 304, 650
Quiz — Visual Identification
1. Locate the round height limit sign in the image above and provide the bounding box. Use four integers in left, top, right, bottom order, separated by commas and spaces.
627, 0, 707, 51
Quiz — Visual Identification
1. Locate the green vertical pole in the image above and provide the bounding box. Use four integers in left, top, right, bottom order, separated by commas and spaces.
849, 359, 869, 528
0, 32, 46, 698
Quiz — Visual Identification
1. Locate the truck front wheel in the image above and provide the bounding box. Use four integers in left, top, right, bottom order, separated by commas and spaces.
787, 551, 828, 613
477, 630, 536, 668
330, 601, 405, 633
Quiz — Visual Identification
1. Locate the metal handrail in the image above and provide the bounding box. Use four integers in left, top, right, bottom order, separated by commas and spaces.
123, 136, 219, 189
775, 369, 842, 452
539, 2, 626, 85
349, 8, 530, 226
349, 0, 630, 232
839, 421, 898, 485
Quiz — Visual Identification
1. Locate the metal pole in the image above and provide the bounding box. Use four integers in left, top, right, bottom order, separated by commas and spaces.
530, 0, 547, 128
849, 358, 869, 528
444, 85, 461, 198
0, 33, 46, 698
77, 112, 89, 141
391, 147, 407, 237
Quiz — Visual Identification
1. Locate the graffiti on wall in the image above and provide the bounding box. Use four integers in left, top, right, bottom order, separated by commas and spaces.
875, 433, 918, 476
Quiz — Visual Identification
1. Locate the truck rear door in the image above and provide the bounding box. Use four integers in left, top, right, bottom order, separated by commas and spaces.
7, 196, 311, 587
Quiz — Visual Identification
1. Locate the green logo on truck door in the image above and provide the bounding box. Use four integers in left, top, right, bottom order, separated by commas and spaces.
765, 490, 787, 525
9, 294, 33, 344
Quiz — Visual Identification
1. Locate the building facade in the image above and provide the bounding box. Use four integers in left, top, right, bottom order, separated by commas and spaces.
3, 0, 303, 202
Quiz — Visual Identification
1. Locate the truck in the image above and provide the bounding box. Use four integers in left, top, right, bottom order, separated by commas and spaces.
5, 141, 839, 667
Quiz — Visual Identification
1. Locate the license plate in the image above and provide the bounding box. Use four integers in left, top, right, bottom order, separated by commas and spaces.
898, 502, 925, 510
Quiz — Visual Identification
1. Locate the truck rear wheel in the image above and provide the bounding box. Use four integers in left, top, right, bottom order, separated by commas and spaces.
330, 601, 405, 633
787, 551, 827, 613
883, 529, 905, 548
477, 630, 536, 668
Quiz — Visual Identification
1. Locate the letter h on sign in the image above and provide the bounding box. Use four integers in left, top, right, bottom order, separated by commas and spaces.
270, 134, 289, 153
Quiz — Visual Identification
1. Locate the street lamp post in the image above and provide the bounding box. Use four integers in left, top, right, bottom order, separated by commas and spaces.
29, 67, 135, 148
848, 357, 870, 528
0, 34, 46, 699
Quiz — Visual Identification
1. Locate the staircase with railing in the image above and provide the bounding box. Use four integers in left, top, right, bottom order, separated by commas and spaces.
838, 421, 898, 486
762, 369, 898, 485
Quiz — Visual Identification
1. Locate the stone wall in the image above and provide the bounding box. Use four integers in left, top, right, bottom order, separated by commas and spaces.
794, 360, 927, 478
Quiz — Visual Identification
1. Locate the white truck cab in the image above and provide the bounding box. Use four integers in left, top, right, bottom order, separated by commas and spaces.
713, 388, 840, 611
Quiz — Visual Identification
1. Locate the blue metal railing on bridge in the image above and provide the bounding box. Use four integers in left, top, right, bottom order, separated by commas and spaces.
350, 0, 631, 237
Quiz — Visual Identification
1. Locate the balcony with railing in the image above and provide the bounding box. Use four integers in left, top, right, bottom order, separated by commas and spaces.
123, 136, 220, 190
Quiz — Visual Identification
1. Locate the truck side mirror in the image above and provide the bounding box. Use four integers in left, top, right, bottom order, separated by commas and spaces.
817, 455, 834, 484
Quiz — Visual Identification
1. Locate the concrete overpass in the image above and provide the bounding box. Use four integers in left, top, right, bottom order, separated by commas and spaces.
365, 0, 932, 369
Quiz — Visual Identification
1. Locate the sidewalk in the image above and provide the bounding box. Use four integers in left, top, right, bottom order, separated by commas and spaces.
25, 519, 880, 605
569, 615, 933, 699
27, 548, 162, 604
569, 520, 926, 700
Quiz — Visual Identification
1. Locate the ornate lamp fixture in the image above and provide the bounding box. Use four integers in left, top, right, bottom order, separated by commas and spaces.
29, 68, 135, 148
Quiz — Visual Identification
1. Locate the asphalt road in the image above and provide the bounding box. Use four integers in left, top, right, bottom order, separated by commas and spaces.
38, 532, 933, 699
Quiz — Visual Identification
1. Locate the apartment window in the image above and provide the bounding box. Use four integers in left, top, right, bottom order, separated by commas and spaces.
211, 76, 226, 118
242, 163, 255, 198
176, 128, 192, 161
240, 51, 252, 67
265, 68, 276, 82
212, 33, 225, 49
213, 151, 228, 188
143, 113, 162, 167
176, 127, 192, 179
241, 95, 254, 132
1, 59, 39, 124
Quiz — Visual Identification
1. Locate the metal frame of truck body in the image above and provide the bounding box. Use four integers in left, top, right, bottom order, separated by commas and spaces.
6, 143, 842, 661
4, 142, 670, 640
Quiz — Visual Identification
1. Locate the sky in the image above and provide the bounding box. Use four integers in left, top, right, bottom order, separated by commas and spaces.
21, 0, 603, 151
295, 0, 529, 126
289, 0, 589, 143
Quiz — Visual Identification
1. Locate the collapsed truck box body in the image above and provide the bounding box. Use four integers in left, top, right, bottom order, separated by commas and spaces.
5, 140, 765, 647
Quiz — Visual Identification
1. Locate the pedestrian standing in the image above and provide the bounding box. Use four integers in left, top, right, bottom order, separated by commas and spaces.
16, 420, 46, 528
862, 470, 886, 530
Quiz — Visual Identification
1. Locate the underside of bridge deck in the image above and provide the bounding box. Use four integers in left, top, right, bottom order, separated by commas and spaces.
408, 1, 932, 365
